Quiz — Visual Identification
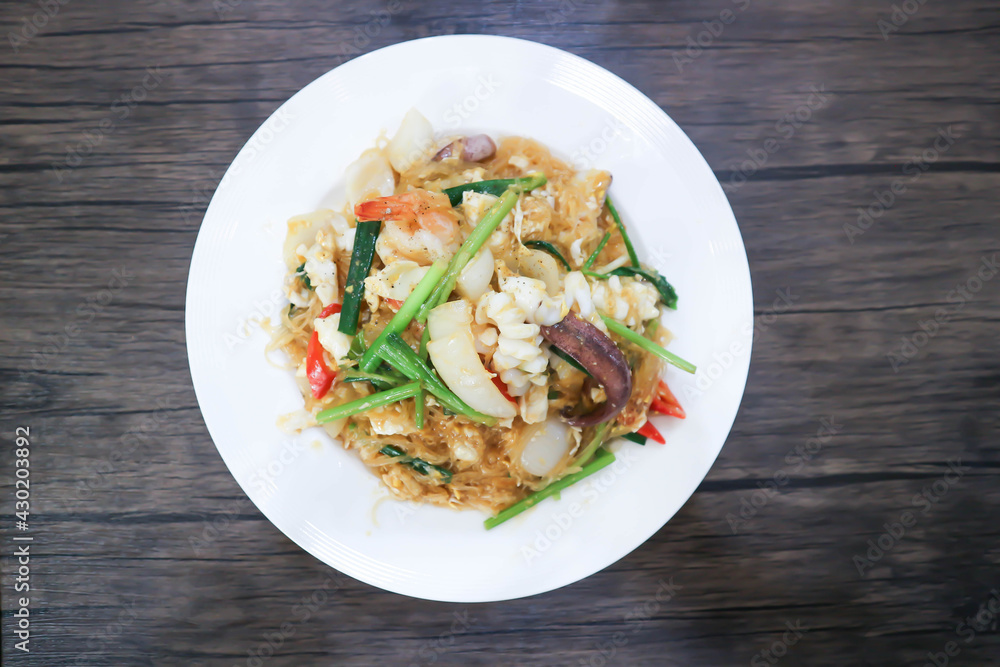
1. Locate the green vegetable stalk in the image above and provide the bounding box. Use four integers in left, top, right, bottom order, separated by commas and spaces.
441, 172, 546, 207
316, 382, 421, 424
338, 220, 381, 335
484, 449, 616, 529
600, 315, 696, 374
360, 260, 447, 372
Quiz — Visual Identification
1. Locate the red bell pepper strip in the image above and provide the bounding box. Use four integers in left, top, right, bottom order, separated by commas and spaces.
306, 330, 336, 399
491, 375, 517, 404
637, 420, 666, 444
318, 303, 342, 319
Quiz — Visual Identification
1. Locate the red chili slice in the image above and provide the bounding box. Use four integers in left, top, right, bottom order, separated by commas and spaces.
637, 421, 666, 444
318, 303, 342, 319
306, 330, 336, 399
651, 379, 686, 419
491, 375, 517, 404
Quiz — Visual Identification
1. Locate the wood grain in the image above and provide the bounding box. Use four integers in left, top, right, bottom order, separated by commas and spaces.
2, 0, 999, 664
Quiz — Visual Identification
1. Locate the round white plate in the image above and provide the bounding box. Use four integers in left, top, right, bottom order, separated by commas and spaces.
186, 35, 752, 602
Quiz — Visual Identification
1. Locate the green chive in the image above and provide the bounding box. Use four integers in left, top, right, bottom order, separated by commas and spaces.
606, 195, 639, 268
600, 315, 696, 374
315, 382, 420, 424
360, 260, 447, 372
621, 432, 647, 445
441, 172, 546, 207
338, 220, 381, 335
524, 240, 571, 270
379, 444, 452, 484
583, 232, 611, 271
484, 449, 616, 529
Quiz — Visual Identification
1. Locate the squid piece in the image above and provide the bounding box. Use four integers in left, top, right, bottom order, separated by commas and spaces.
540, 312, 632, 427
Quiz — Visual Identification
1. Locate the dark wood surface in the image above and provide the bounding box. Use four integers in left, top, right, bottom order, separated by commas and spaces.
2, 0, 999, 665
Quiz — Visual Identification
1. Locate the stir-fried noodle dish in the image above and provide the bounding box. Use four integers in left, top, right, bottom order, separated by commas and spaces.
271, 110, 696, 528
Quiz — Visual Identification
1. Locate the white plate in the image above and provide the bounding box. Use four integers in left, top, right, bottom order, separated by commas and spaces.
186, 35, 753, 602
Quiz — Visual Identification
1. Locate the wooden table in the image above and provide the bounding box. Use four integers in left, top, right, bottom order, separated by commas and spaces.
3, 1, 998, 664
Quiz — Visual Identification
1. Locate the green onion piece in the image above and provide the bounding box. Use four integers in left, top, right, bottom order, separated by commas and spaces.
315, 382, 420, 424
622, 432, 647, 445
379, 444, 452, 484
524, 240, 571, 270
414, 327, 431, 429
600, 315, 696, 374
417, 173, 547, 321
606, 195, 639, 268
583, 232, 611, 271
340, 369, 402, 391
484, 449, 616, 529
569, 421, 611, 469
346, 330, 367, 361
381, 334, 497, 426
338, 220, 381, 335
414, 389, 425, 429
360, 260, 447, 372
609, 265, 678, 310
441, 172, 546, 207
549, 344, 592, 377
295, 263, 313, 290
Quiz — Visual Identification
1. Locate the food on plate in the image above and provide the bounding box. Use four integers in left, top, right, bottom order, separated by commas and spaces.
269, 109, 695, 527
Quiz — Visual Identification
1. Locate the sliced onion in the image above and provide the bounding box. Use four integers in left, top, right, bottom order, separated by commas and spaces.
387, 109, 435, 173
345, 149, 394, 209
427, 301, 517, 419
456, 247, 495, 301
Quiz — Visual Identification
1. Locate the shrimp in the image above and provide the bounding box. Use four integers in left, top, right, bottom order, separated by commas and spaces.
355, 189, 461, 266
